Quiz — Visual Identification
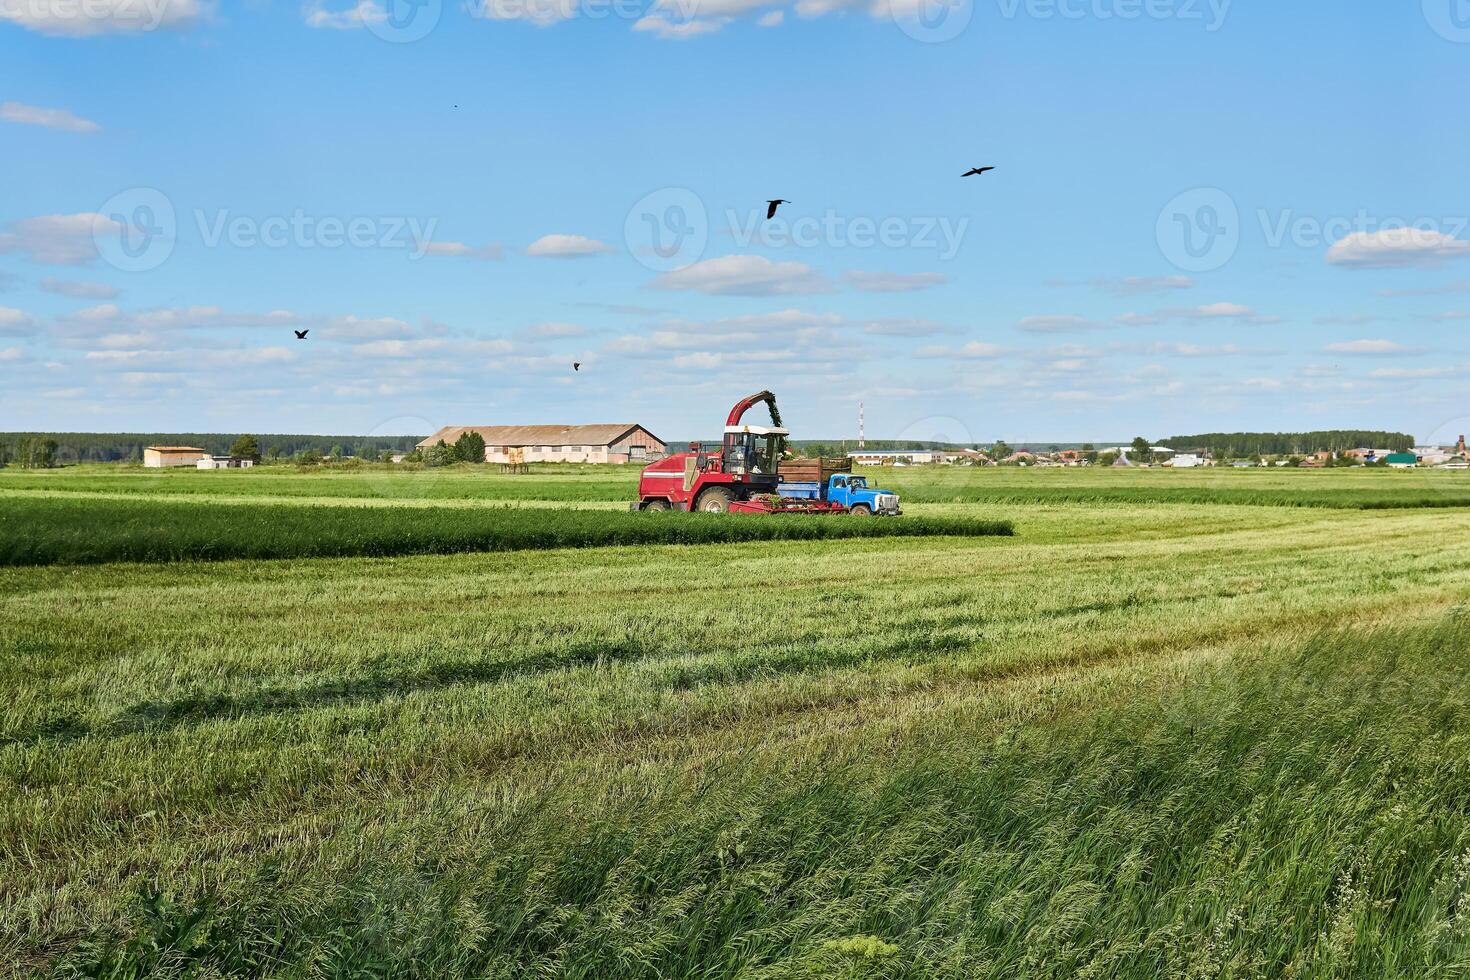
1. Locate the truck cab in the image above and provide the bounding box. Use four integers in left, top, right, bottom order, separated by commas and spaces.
823, 474, 902, 516
774, 471, 902, 516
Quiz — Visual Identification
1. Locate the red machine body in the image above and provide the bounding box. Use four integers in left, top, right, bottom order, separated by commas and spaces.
632, 390, 847, 514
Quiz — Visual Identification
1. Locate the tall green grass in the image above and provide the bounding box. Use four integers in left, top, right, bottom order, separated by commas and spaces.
46, 616, 1470, 978
0, 497, 1012, 566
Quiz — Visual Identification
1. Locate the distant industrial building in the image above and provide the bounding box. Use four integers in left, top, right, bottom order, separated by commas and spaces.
143, 446, 208, 468
849, 449, 943, 465
416, 424, 665, 464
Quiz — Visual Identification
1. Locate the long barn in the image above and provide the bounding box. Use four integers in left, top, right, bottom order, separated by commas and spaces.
416, 424, 666, 464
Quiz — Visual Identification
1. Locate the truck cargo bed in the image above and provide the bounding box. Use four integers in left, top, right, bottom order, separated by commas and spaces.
778, 457, 852, 483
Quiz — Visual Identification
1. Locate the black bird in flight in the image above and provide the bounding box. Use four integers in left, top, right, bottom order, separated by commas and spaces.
962, 167, 996, 177
294, 329, 309, 339
573, 362, 581, 372
766, 199, 789, 220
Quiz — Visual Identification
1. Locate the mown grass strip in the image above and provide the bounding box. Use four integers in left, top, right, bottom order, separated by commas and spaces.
0, 497, 1013, 566
43, 616, 1470, 978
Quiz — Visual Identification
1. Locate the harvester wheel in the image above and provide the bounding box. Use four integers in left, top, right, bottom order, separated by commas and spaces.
696, 488, 735, 513
849, 503, 873, 517
644, 499, 670, 511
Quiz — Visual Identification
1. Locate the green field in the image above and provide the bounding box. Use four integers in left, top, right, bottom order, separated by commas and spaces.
4, 464, 1470, 977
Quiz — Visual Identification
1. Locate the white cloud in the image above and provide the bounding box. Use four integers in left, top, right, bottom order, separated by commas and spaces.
632, 14, 729, 37
467, 0, 578, 26
649, 254, 834, 296
1091, 275, 1194, 295
1115, 302, 1275, 326
1323, 339, 1420, 355
1017, 315, 1103, 334
861, 317, 950, 337
518, 321, 588, 339
1369, 366, 1459, 379
1327, 229, 1470, 270
915, 341, 1008, 359
352, 337, 513, 358
525, 233, 615, 258
39, 277, 119, 299
0, 213, 111, 266
0, 346, 25, 362
0, 101, 100, 133
757, 8, 783, 24
0, 0, 206, 36
843, 270, 947, 293
0, 306, 37, 335
318, 315, 415, 340
1193, 301, 1253, 318
58, 304, 303, 333
303, 0, 385, 28
418, 240, 504, 260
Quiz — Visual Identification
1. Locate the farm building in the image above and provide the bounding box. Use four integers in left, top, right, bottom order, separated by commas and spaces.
416, 424, 665, 464
196, 456, 255, 470
849, 450, 944, 465
143, 446, 209, 468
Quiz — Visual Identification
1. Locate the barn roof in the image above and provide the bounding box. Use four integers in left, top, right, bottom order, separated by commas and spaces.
146, 445, 207, 452
416, 424, 661, 449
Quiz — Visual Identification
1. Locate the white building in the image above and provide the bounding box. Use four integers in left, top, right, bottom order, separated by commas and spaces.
1169, 453, 1205, 468
196, 456, 255, 470
849, 449, 943, 465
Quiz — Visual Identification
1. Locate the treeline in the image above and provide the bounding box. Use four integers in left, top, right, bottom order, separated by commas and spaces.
0, 432, 425, 466
1162, 431, 1415, 457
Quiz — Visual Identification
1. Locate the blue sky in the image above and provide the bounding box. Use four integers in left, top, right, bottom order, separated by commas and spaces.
3, 0, 1469, 443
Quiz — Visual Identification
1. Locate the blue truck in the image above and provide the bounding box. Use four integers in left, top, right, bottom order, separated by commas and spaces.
776, 472, 903, 516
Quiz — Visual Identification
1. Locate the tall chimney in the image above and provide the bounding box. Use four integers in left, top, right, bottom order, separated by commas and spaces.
858, 401, 865, 450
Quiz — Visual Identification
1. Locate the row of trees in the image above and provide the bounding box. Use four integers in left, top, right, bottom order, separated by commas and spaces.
1162, 431, 1415, 457
409, 431, 486, 467
0, 432, 424, 465
0, 436, 60, 469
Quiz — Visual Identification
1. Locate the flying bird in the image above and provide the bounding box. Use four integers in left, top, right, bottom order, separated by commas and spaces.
294, 329, 309, 339
765, 199, 789, 220
573, 362, 581, 372
962, 167, 996, 177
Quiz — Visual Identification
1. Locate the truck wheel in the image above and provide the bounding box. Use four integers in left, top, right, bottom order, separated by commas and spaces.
644, 499, 670, 511
849, 503, 872, 517
697, 488, 735, 513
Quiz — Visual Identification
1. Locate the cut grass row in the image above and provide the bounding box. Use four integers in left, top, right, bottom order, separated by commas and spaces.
0, 497, 1012, 566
